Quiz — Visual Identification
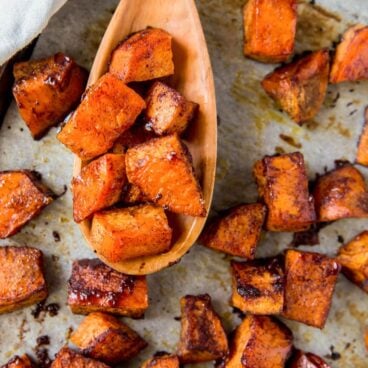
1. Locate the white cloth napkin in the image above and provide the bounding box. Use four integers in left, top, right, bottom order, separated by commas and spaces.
0, 0, 67, 65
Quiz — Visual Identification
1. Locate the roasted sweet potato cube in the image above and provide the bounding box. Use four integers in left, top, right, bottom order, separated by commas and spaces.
0, 246, 47, 314
126, 134, 206, 216
12, 53, 87, 139
72, 154, 127, 222
91, 205, 172, 262
243, 0, 297, 63
141, 354, 179, 368
283, 249, 340, 328
70, 312, 147, 364
144, 82, 198, 135
122, 184, 150, 205
0, 171, 54, 238
51, 347, 110, 368
57, 73, 145, 160
109, 28, 174, 83
230, 257, 284, 315
313, 164, 368, 222
336, 231, 368, 293
330, 25, 368, 83
365, 328, 368, 352
1, 354, 33, 368
223, 315, 292, 368
200, 203, 265, 258
356, 107, 368, 166
289, 349, 331, 368
253, 152, 315, 232
68, 259, 148, 317
261, 49, 330, 123
177, 294, 228, 363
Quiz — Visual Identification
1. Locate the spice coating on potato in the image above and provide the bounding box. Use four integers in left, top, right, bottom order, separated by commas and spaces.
70, 312, 147, 364
126, 134, 206, 216
243, 0, 297, 63
231, 257, 284, 315
200, 203, 265, 258
91, 205, 172, 262
336, 231, 368, 293
145, 81, 198, 135
330, 25, 368, 83
57, 73, 145, 160
141, 354, 179, 368
1, 354, 33, 368
356, 107, 368, 166
313, 164, 368, 222
68, 259, 148, 317
12, 52, 87, 139
51, 347, 110, 368
253, 152, 315, 232
122, 184, 150, 205
223, 315, 292, 368
110, 28, 174, 83
72, 154, 127, 223
177, 294, 228, 363
283, 250, 340, 328
288, 349, 331, 368
0, 246, 47, 314
0, 171, 54, 238
261, 49, 330, 124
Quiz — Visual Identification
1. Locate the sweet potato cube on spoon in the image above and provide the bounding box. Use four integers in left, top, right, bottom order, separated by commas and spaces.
243, 0, 297, 63
109, 28, 174, 83
0, 170, 54, 238
70, 312, 147, 364
145, 81, 198, 135
261, 49, 330, 124
177, 294, 228, 363
313, 164, 368, 222
67, 259, 148, 317
57, 73, 145, 160
222, 315, 293, 368
0, 246, 47, 314
141, 354, 179, 368
1, 354, 34, 368
330, 25, 368, 83
72, 153, 127, 222
51, 347, 110, 368
126, 134, 206, 217
288, 349, 331, 368
91, 205, 172, 262
12, 52, 87, 139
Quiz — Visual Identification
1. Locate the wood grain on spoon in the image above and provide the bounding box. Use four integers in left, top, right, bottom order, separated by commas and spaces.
73, 0, 217, 275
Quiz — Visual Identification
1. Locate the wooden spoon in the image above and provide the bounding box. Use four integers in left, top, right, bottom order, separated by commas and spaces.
73, 0, 217, 275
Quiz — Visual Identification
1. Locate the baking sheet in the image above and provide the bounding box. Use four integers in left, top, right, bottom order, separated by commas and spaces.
1, 0, 368, 367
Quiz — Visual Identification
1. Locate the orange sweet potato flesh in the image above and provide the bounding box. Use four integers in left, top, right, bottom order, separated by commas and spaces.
336, 231, 368, 293
330, 25, 368, 83
51, 347, 110, 368
356, 107, 368, 166
283, 250, 340, 328
253, 152, 316, 232
145, 81, 198, 135
261, 49, 330, 124
12, 53, 87, 139
126, 134, 206, 217
141, 354, 179, 368
109, 28, 174, 83
57, 73, 145, 160
313, 164, 368, 222
200, 203, 266, 258
243, 0, 297, 63
0, 171, 54, 238
289, 349, 331, 368
177, 294, 228, 363
223, 315, 292, 368
1, 355, 33, 368
70, 312, 147, 364
0, 246, 47, 314
68, 259, 148, 317
231, 257, 284, 315
91, 205, 172, 262
72, 153, 126, 222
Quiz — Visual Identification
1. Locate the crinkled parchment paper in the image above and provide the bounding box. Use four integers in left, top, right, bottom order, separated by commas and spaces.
0, 0, 368, 367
